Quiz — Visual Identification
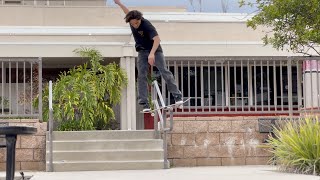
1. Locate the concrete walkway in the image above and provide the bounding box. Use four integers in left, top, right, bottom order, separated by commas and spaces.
1, 166, 318, 180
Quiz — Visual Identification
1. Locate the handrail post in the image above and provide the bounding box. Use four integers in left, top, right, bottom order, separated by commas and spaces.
163, 107, 170, 169
152, 83, 159, 139
48, 81, 53, 172
38, 57, 43, 122
150, 80, 173, 169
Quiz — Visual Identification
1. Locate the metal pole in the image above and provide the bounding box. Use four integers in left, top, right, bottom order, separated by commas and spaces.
188, 61, 191, 111
208, 61, 211, 111
181, 61, 184, 113
152, 84, 159, 139
48, 81, 53, 172
30, 62, 33, 114
273, 61, 277, 111
288, 59, 293, 117
297, 61, 302, 112
163, 109, 169, 169
23, 62, 26, 115
38, 57, 43, 122
9, 62, 11, 115
201, 61, 204, 111
215, 61, 218, 111
221, 61, 225, 112
195, 61, 198, 112
16, 62, 18, 115
1, 62, 4, 114
234, 61, 237, 111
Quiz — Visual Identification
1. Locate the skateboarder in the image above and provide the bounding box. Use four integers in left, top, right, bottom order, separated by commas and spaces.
114, 0, 183, 112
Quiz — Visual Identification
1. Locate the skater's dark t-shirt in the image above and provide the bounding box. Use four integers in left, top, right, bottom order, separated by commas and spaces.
130, 18, 163, 52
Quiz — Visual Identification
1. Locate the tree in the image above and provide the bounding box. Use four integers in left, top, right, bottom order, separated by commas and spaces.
240, 0, 320, 56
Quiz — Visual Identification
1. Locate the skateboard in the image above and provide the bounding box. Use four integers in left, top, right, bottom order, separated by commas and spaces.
140, 97, 191, 116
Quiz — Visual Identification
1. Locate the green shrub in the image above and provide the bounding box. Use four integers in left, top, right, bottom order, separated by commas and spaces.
268, 117, 320, 175
34, 48, 127, 131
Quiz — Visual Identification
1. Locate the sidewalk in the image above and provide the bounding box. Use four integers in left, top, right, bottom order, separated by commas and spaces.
1, 166, 318, 180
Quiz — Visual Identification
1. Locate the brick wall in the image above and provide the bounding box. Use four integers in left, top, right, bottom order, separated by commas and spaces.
167, 117, 273, 167
0, 119, 47, 171
0, 117, 275, 170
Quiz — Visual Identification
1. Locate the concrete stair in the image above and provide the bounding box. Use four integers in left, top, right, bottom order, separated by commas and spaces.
46, 130, 166, 171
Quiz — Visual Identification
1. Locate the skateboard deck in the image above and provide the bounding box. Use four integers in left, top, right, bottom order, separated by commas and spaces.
140, 97, 191, 116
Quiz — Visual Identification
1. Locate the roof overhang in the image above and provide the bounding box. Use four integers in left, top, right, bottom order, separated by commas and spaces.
0, 26, 131, 36
0, 26, 134, 57
144, 12, 254, 23
0, 25, 305, 58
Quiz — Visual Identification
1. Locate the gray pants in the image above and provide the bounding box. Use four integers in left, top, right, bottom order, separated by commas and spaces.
137, 51, 182, 105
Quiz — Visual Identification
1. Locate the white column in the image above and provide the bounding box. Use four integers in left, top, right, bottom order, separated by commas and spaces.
120, 57, 136, 130
129, 57, 136, 130
120, 57, 127, 130
303, 60, 320, 109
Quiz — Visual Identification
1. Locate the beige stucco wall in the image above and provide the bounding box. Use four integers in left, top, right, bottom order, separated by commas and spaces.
0, 6, 186, 26
0, 23, 264, 43
0, 6, 262, 42
0, 8, 263, 42
0, 6, 297, 58
153, 22, 265, 42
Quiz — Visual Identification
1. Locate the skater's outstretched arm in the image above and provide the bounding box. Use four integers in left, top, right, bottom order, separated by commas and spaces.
114, 0, 130, 15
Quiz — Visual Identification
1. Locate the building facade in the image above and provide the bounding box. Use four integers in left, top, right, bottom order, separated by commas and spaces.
0, 1, 320, 168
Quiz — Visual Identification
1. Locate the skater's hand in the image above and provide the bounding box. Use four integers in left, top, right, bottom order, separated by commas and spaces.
148, 53, 155, 66
114, 0, 121, 5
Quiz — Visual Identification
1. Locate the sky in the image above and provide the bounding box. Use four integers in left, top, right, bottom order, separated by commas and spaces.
107, 0, 256, 13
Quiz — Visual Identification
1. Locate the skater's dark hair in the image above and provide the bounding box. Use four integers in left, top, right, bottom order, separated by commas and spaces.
125, 10, 143, 23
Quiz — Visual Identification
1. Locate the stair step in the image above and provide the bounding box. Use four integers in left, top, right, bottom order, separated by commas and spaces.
47, 160, 164, 171
49, 150, 164, 161
46, 130, 166, 171
47, 130, 155, 141
46, 139, 163, 151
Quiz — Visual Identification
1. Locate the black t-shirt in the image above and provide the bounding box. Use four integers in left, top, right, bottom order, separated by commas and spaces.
130, 18, 163, 52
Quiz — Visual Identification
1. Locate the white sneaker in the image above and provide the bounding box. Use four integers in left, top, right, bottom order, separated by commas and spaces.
142, 104, 151, 112
175, 100, 183, 105
143, 108, 151, 112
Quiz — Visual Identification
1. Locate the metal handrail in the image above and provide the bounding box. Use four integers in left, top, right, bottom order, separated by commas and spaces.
151, 80, 174, 169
